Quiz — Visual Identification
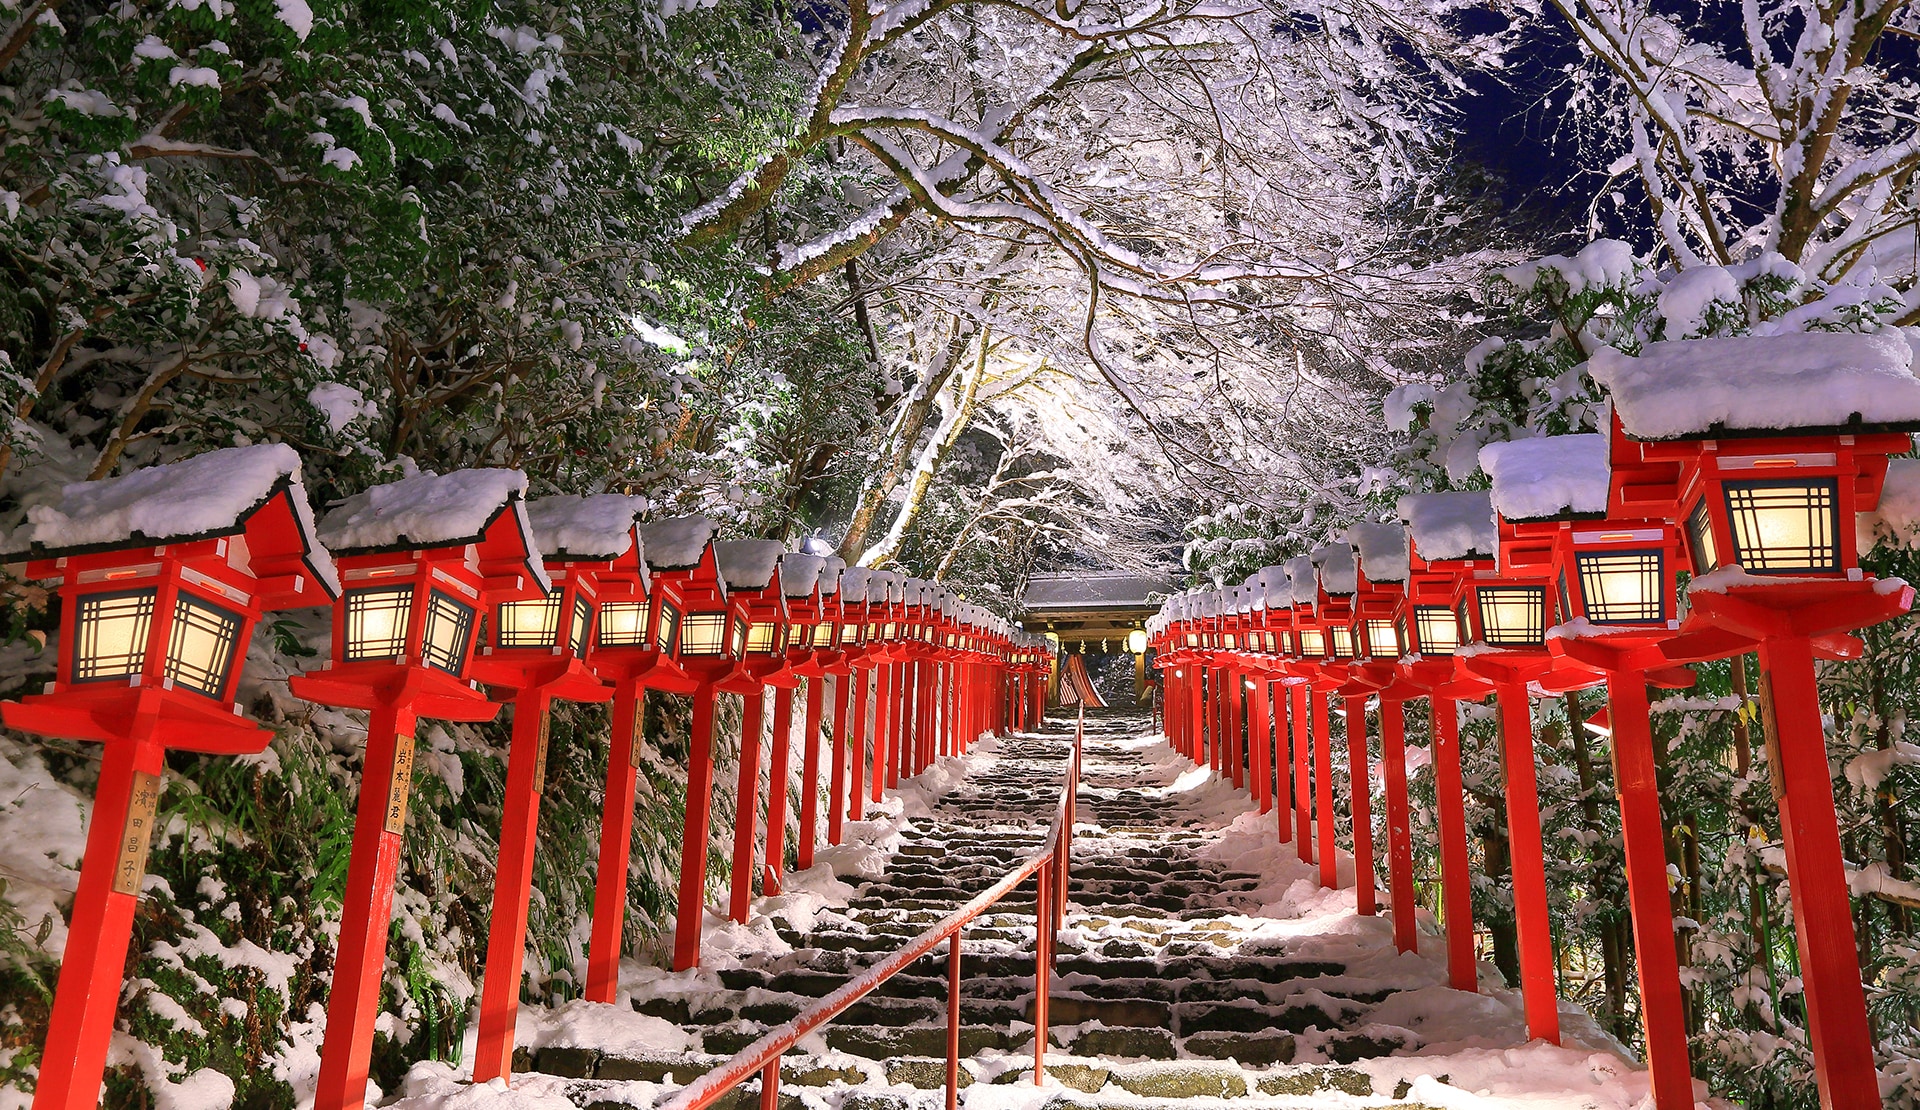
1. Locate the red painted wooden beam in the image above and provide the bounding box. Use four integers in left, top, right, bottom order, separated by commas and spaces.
1379, 697, 1417, 954
1345, 694, 1375, 916
1431, 698, 1477, 993
1495, 683, 1559, 1045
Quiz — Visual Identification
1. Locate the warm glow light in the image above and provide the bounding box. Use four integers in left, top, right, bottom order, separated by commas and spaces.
1476, 586, 1547, 646
1328, 625, 1354, 658
746, 621, 781, 653
495, 595, 561, 648
655, 601, 680, 652
1724, 478, 1840, 573
597, 601, 651, 648
1576, 550, 1665, 624
73, 589, 156, 682
421, 590, 476, 675
814, 621, 838, 648
1297, 628, 1325, 656
1686, 499, 1721, 574
1127, 629, 1148, 654
679, 612, 729, 656
345, 585, 413, 662
1365, 619, 1399, 658
165, 593, 243, 697
1414, 605, 1457, 656
568, 596, 592, 657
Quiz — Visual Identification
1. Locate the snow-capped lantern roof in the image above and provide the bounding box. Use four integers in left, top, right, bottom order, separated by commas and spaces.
523, 494, 649, 561
1313, 544, 1357, 596
1589, 331, 1920, 441
1241, 571, 1267, 612
20, 443, 340, 608
319, 468, 547, 597
1479, 435, 1610, 522
840, 567, 874, 606
714, 539, 785, 593
1257, 566, 1290, 609
778, 552, 829, 599
818, 556, 847, 599
1398, 491, 1498, 562
638, 515, 720, 574
1345, 523, 1409, 584
1284, 556, 1318, 606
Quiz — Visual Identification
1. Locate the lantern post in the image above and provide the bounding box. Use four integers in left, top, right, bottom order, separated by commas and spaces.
1313, 543, 1372, 908
1254, 572, 1295, 845
1396, 491, 1495, 994
1589, 332, 1920, 1109
1443, 491, 1565, 1045
1480, 432, 1697, 1109
712, 539, 793, 923
5, 446, 339, 1110
778, 553, 834, 875
578, 516, 689, 1003
470, 496, 647, 1084
837, 568, 876, 825
1347, 523, 1417, 949
1281, 566, 1322, 871
641, 517, 758, 971
292, 469, 547, 1110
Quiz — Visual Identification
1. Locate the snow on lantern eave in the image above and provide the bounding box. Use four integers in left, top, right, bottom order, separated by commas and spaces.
714, 538, 785, 593
1478, 434, 1611, 523
21, 443, 342, 602
1312, 543, 1358, 595
638, 515, 719, 574
317, 468, 548, 595
1397, 490, 1498, 563
1859, 458, 1920, 553
1345, 522, 1410, 583
1588, 330, 1920, 442
523, 494, 648, 562
778, 552, 829, 599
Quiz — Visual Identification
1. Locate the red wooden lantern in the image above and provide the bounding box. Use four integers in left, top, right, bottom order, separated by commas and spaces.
469, 495, 643, 1084
713, 539, 791, 924
626, 515, 752, 973
1589, 331, 1920, 1110
293, 468, 546, 1110
4, 445, 338, 1110
774, 552, 832, 876
1396, 490, 1498, 995
1416, 483, 1563, 1044
1481, 433, 1697, 1108
1347, 522, 1421, 950
580, 513, 676, 1006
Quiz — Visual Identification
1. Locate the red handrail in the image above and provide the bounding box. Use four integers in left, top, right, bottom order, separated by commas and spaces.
662, 709, 1084, 1110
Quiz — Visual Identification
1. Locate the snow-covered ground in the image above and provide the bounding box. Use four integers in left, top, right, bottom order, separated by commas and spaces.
388, 724, 1711, 1110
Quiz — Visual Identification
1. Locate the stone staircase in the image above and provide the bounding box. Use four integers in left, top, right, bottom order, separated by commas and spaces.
508, 713, 1437, 1109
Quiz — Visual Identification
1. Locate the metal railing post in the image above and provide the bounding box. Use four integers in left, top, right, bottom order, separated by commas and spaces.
759, 1057, 780, 1110
1033, 863, 1051, 1085
946, 935, 963, 1110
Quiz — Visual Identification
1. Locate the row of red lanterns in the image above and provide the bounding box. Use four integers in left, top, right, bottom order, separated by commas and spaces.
4, 447, 1054, 1110
1148, 331, 1920, 1110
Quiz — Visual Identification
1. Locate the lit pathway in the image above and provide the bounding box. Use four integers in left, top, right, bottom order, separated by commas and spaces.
394, 712, 1664, 1109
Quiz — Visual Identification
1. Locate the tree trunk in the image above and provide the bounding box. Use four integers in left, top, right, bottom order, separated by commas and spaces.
836, 316, 975, 560
858, 329, 991, 567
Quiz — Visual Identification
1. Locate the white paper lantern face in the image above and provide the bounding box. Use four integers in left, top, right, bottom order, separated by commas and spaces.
72, 590, 156, 683
597, 601, 651, 648
165, 593, 245, 697
344, 585, 414, 663
420, 590, 477, 675
1722, 478, 1840, 574
1575, 550, 1666, 624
